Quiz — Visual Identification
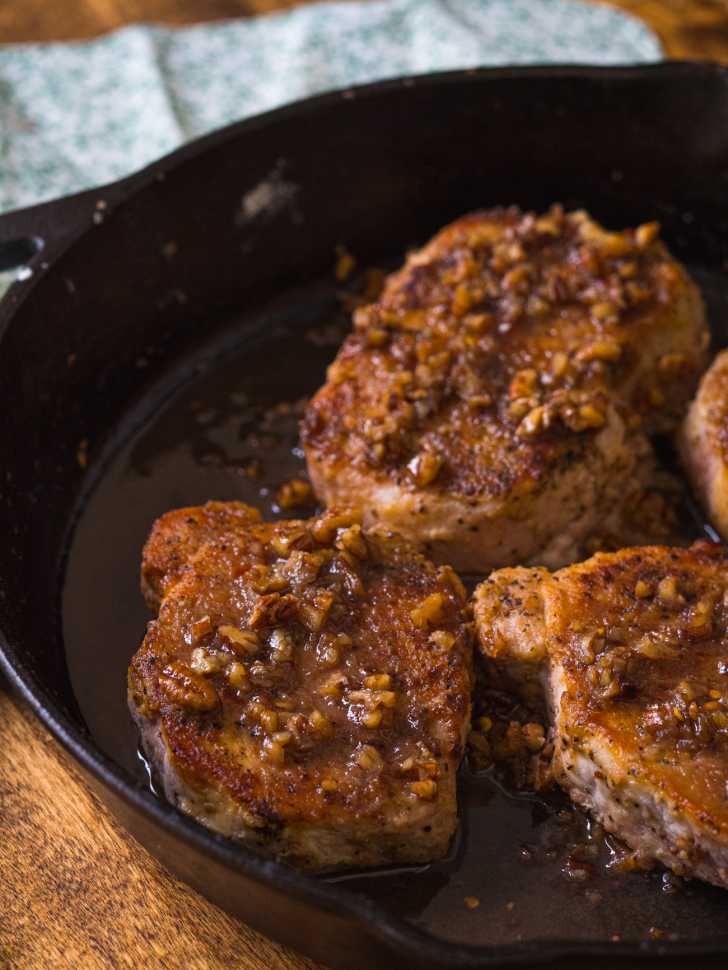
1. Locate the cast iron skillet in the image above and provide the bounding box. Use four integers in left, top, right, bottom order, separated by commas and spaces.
4, 62, 728, 970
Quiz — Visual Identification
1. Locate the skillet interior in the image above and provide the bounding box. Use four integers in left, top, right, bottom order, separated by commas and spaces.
4, 63, 728, 968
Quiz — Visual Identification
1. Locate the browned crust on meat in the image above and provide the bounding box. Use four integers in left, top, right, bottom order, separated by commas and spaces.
129, 502, 473, 868
302, 206, 707, 563
141, 501, 262, 608
477, 542, 728, 840
679, 348, 728, 540
549, 542, 728, 836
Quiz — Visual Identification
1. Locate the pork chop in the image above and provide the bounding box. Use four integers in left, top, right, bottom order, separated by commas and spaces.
474, 541, 728, 888
302, 206, 708, 571
129, 502, 472, 870
679, 347, 728, 539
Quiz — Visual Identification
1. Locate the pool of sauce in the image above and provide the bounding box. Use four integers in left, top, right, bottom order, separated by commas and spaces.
62, 267, 728, 949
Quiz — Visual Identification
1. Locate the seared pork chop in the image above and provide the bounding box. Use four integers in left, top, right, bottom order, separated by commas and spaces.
302, 206, 707, 571
474, 541, 728, 889
680, 348, 728, 539
129, 502, 472, 869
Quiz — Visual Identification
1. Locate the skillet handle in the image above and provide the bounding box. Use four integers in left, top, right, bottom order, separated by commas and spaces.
0, 184, 120, 271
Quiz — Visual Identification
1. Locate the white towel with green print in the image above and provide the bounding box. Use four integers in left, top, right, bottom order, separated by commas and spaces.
0, 0, 660, 215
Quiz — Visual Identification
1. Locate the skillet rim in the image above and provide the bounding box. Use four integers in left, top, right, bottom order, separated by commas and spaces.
3, 60, 728, 967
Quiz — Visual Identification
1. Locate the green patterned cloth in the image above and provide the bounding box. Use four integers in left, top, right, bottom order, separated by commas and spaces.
0, 0, 660, 213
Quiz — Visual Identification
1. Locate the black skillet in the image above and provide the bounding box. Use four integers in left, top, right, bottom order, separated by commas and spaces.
4, 62, 728, 970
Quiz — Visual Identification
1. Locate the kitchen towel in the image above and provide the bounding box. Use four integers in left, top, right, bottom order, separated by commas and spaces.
0, 0, 661, 217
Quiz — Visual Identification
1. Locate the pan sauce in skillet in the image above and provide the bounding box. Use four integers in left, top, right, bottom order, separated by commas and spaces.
62, 262, 728, 948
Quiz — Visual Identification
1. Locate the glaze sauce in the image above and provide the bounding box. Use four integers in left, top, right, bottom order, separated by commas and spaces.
62, 270, 728, 948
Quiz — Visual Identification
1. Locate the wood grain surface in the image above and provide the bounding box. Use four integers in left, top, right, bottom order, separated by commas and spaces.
1, 2, 728, 969
0, 0, 725, 56
0, 693, 321, 970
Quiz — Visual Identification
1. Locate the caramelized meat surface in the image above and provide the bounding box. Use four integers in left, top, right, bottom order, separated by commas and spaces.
474, 542, 728, 888
680, 348, 728, 539
129, 502, 472, 869
303, 206, 707, 571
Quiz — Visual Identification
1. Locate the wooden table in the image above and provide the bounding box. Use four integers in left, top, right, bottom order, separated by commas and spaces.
0, 0, 726, 55
2, 2, 728, 968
